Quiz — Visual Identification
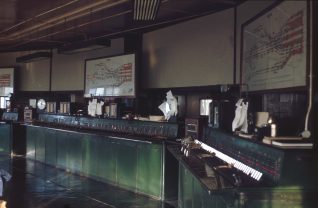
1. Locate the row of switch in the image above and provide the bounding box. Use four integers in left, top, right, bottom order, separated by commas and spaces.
38, 114, 177, 138
195, 140, 263, 181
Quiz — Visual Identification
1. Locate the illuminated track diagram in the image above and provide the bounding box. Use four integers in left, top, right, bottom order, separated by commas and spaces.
242, 2, 307, 91
87, 62, 133, 87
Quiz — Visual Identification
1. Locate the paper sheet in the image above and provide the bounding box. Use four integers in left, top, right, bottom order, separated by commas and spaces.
88, 99, 97, 117
158, 90, 179, 120
158, 102, 170, 120
232, 99, 248, 133
96, 101, 104, 116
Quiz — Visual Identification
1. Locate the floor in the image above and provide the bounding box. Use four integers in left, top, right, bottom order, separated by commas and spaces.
0, 154, 176, 208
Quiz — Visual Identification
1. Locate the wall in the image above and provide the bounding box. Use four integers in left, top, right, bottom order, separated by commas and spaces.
142, 8, 234, 88
51, 38, 124, 91
142, 1, 280, 88
21, 59, 51, 91
0, 3, 279, 91
0, 51, 50, 91
0, 38, 124, 91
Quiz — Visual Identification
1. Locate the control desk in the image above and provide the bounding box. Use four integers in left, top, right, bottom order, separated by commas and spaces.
173, 128, 318, 208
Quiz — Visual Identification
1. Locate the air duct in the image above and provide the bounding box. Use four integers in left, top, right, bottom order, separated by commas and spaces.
133, 0, 161, 21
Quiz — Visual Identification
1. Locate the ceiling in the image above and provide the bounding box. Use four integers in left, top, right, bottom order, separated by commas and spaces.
0, 0, 244, 52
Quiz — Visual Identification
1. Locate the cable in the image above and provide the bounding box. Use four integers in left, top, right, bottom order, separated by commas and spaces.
301, 1, 313, 139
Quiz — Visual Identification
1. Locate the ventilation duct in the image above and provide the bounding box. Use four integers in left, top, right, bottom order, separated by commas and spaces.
133, 0, 161, 21
57, 39, 111, 54
16, 51, 51, 63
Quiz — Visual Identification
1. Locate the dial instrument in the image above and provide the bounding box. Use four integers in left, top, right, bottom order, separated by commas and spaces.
37, 99, 46, 110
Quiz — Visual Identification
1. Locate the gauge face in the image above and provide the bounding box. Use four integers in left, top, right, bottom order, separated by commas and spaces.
37, 99, 46, 110
5, 100, 11, 108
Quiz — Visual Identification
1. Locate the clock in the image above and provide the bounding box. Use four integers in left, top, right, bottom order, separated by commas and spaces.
5, 100, 11, 109
37, 99, 46, 110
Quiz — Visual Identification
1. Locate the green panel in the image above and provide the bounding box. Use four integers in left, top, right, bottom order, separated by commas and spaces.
45, 129, 56, 166
82, 134, 99, 177
179, 163, 193, 208
116, 140, 137, 190
56, 131, 68, 168
25, 124, 166, 200
26, 126, 36, 159
0, 124, 11, 154
192, 177, 203, 208
201, 188, 227, 208
245, 197, 311, 208
136, 143, 163, 198
67, 132, 82, 173
164, 148, 179, 201
97, 138, 116, 183
202, 188, 213, 208
35, 128, 45, 162
179, 161, 233, 208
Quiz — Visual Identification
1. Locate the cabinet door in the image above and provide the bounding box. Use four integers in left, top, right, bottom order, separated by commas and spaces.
67, 132, 82, 173
56, 130, 68, 169
136, 142, 163, 198
179, 163, 193, 208
82, 134, 99, 178
35, 128, 46, 162
116, 139, 137, 191
26, 126, 36, 160
45, 129, 56, 166
0, 124, 10, 154
25, 126, 46, 163
97, 137, 116, 183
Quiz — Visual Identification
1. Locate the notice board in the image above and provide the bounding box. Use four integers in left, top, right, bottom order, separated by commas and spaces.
85, 53, 135, 97
240, 1, 309, 92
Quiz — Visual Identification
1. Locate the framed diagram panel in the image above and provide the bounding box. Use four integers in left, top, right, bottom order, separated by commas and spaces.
0, 67, 14, 96
240, 1, 310, 92
85, 53, 135, 97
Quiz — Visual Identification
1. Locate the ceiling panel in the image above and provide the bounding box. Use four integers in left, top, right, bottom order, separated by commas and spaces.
0, 0, 244, 52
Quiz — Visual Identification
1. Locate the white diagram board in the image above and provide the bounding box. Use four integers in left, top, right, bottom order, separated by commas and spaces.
0, 67, 14, 96
85, 53, 135, 97
241, 1, 308, 91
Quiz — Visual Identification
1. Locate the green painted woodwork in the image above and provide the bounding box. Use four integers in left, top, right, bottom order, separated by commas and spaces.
56, 130, 68, 169
179, 163, 193, 208
97, 138, 116, 183
26, 126, 36, 159
35, 128, 45, 162
137, 143, 163, 198
177, 154, 318, 208
0, 123, 11, 154
179, 163, 229, 208
25, 125, 165, 199
116, 140, 138, 191
82, 134, 99, 177
45, 129, 56, 166
67, 132, 82, 173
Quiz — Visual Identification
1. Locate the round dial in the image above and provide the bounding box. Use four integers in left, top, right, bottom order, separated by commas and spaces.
37, 99, 46, 110
6, 100, 11, 108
